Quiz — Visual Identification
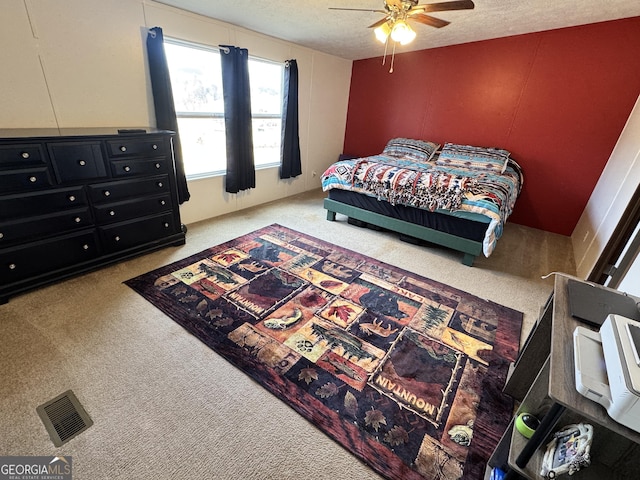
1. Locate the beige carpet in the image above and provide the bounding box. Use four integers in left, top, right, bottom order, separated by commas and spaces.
0, 189, 576, 480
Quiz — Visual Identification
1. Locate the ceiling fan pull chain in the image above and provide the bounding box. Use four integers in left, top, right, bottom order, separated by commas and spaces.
389, 41, 396, 73
382, 35, 389, 66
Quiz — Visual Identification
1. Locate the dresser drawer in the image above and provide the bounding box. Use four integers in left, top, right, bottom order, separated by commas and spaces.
0, 230, 99, 284
88, 175, 170, 203
0, 167, 52, 193
49, 142, 107, 183
0, 144, 45, 168
0, 207, 92, 246
93, 194, 172, 224
109, 158, 170, 178
0, 186, 87, 221
99, 212, 177, 253
106, 137, 167, 157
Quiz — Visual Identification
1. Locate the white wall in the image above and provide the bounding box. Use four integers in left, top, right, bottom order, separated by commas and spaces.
572, 94, 640, 278
1, 0, 153, 128
0, 0, 352, 225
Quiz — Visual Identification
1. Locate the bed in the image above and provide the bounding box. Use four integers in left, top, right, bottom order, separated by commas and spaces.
321, 138, 523, 266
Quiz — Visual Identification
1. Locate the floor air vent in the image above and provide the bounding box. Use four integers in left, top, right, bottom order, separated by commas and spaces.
37, 390, 93, 447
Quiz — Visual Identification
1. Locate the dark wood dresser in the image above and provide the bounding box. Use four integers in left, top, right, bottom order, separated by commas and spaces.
0, 128, 186, 303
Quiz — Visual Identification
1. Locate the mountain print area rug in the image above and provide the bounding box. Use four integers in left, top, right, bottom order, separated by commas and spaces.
125, 224, 522, 480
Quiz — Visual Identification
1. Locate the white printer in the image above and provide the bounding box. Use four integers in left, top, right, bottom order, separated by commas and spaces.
574, 314, 640, 433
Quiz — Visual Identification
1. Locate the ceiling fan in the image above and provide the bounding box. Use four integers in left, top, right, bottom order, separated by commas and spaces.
330, 0, 475, 44
330, 0, 475, 72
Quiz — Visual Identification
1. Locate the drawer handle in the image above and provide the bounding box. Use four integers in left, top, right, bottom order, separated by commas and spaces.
119, 146, 127, 152
69, 195, 76, 202
157, 182, 163, 188
114, 236, 121, 242
124, 166, 131, 172
109, 210, 115, 216
74, 217, 82, 223
164, 222, 169, 228
21, 152, 30, 159
160, 200, 166, 206
9, 263, 16, 270
155, 163, 161, 169
29, 176, 37, 183
79, 160, 86, 166
104, 190, 111, 197
0, 232, 3, 239
82, 244, 89, 250
152, 144, 158, 150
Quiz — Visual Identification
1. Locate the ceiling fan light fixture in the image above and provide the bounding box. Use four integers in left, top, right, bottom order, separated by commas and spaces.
390, 20, 415, 45
374, 22, 392, 43
331, 0, 475, 72
399, 24, 416, 45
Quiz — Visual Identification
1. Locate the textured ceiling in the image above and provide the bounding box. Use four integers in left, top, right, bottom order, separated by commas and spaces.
155, 0, 640, 60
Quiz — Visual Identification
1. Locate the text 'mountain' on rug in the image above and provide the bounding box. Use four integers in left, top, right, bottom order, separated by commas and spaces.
125, 224, 522, 480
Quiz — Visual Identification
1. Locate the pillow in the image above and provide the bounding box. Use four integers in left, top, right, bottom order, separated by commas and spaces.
436, 143, 510, 173
382, 138, 439, 163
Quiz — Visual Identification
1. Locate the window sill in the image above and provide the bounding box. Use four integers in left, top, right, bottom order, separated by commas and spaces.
185, 162, 280, 182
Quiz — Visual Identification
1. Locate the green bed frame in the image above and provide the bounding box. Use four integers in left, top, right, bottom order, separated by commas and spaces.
323, 197, 483, 266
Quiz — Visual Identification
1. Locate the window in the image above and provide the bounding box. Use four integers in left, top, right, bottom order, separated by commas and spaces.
164, 39, 283, 179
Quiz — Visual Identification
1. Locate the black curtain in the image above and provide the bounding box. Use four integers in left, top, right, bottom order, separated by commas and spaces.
219, 45, 255, 193
146, 27, 190, 204
280, 59, 302, 179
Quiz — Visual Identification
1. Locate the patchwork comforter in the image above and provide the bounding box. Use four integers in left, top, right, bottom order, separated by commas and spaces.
322, 154, 523, 257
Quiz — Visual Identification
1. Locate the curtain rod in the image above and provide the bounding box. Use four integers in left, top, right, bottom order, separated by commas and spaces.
147, 29, 230, 55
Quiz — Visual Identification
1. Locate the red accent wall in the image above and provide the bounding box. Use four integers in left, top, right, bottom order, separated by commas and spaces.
344, 17, 640, 236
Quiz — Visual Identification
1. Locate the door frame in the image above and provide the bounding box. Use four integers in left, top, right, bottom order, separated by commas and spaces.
588, 183, 640, 284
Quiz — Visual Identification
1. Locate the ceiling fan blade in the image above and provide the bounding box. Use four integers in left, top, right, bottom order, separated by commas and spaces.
328, 7, 387, 13
411, 14, 451, 28
411, 0, 475, 14
368, 17, 392, 29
